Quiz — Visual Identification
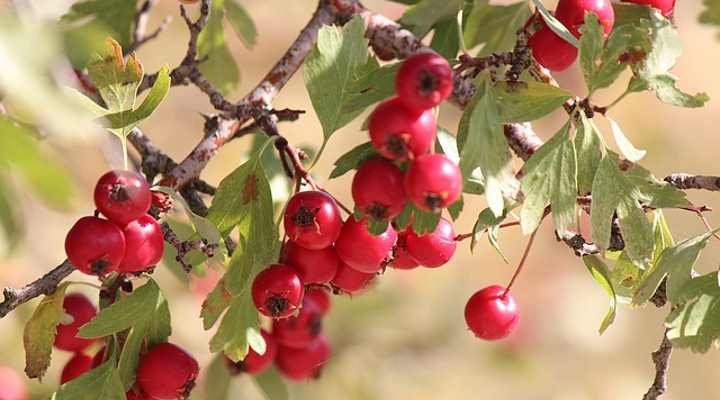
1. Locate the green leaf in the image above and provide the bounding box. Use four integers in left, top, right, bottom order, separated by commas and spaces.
470, 207, 511, 262
23, 282, 70, 379
304, 17, 370, 140
699, 0, 720, 35
201, 278, 231, 330
117, 321, 147, 390
531, 0, 578, 47
368, 218, 391, 236
198, 0, 240, 95
520, 121, 577, 235
623, 162, 690, 209
574, 113, 603, 195
583, 255, 618, 334
463, 1, 532, 55
666, 272, 720, 353
579, 13, 605, 91
494, 81, 573, 123
102, 66, 170, 130
607, 116, 646, 162
447, 196, 464, 221
0, 175, 23, 253
61, 0, 136, 49
411, 206, 441, 235
225, 0, 257, 49
210, 294, 259, 361
590, 156, 654, 266
394, 203, 414, 231
399, 0, 464, 37
341, 61, 399, 117
329, 142, 378, 179
458, 75, 516, 216
253, 368, 290, 400
430, 18, 460, 59
51, 358, 126, 400
205, 354, 232, 400
435, 127, 460, 164
87, 38, 143, 116
586, 24, 650, 94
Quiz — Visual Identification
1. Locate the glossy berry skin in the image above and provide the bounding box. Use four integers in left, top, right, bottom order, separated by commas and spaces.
390, 230, 419, 270
251, 264, 305, 318
54, 294, 97, 352
284, 191, 342, 250
304, 286, 331, 315
273, 296, 323, 349
65, 216, 126, 275
118, 215, 164, 273
352, 159, 406, 221
529, 23, 579, 72
137, 342, 199, 400
406, 218, 457, 268
335, 217, 397, 274
282, 241, 338, 284
225, 330, 277, 375
368, 97, 437, 161
395, 52, 453, 111
60, 353, 93, 384
331, 262, 375, 294
94, 170, 152, 226
404, 154, 462, 211
464, 285, 519, 341
275, 335, 331, 382
0, 366, 29, 400
621, 0, 675, 16
555, 0, 615, 37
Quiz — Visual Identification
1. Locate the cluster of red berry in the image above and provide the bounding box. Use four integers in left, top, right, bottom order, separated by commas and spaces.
64, 170, 164, 276
528, 0, 675, 72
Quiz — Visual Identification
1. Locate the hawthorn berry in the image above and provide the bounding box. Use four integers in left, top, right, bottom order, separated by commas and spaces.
464, 285, 519, 341
94, 170, 152, 226
225, 330, 277, 375
330, 261, 376, 294
406, 218, 457, 268
284, 191, 342, 250
282, 241, 339, 284
395, 52, 453, 111
352, 159, 406, 221
0, 366, 28, 400
118, 215, 164, 273
529, 23, 579, 72
404, 154, 462, 211
304, 286, 332, 316
60, 353, 93, 384
368, 97, 437, 160
390, 230, 419, 270
54, 293, 97, 352
273, 296, 323, 349
251, 264, 305, 318
275, 335, 331, 382
334, 217, 397, 273
65, 216, 126, 275
137, 342, 199, 400
555, 0, 615, 37
621, 0, 675, 17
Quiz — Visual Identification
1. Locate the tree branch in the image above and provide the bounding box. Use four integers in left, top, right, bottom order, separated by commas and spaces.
0, 261, 74, 318
643, 328, 673, 400
664, 174, 720, 192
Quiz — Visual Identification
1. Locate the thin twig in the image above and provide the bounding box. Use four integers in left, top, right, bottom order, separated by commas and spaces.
642, 329, 673, 400
503, 227, 540, 296
0, 261, 74, 318
161, 222, 218, 273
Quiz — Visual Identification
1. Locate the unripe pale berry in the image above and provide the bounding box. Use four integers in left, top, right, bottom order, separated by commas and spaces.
281, 241, 339, 284
94, 170, 152, 226
390, 230, 419, 270
60, 353, 93, 384
284, 191, 342, 250
251, 264, 304, 319
54, 293, 97, 352
555, 0, 615, 37
368, 97, 437, 161
304, 286, 332, 315
404, 154, 462, 211
273, 296, 323, 349
65, 216, 126, 275
621, 0, 675, 17
464, 285, 519, 341
225, 330, 277, 375
352, 159, 406, 221
275, 335, 331, 382
137, 342, 199, 400
395, 52, 453, 111
406, 218, 457, 268
331, 261, 376, 295
334, 217, 397, 274
118, 215, 164, 273
0, 366, 29, 400
529, 23, 579, 72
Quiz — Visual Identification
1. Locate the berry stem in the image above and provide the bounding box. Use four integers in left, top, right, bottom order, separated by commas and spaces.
454, 220, 521, 242
503, 227, 539, 297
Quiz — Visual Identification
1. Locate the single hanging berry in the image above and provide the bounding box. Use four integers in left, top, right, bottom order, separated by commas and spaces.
555, 0, 615, 37
117, 215, 164, 273
94, 170, 152, 226
275, 335, 331, 382
405, 218, 457, 268
284, 191, 342, 250
60, 353, 93, 384
352, 159, 406, 221
334, 217, 397, 274
137, 342, 199, 400
331, 261, 376, 295
54, 293, 97, 352
395, 52, 453, 111
404, 154, 462, 211
528, 21, 579, 72
465, 285, 519, 341
225, 330, 278, 375
251, 264, 304, 318
65, 216, 126, 275
281, 241, 339, 284
368, 97, 437, 161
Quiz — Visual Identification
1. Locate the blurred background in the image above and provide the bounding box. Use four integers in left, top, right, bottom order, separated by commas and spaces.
1, 0, 719, 399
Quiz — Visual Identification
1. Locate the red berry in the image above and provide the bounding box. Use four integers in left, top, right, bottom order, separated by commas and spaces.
368, 97, 437, 161
304, 286, 332, 316
335, 217, 397, 273
251, 264, 305, 318
404, 154, 462, 211
54, 293, 97, 352
137, 342, 199, 400
406, 218, 457, 268
118, 215, 164, 273
529, 23, 579, 72
331, 262, 376, 294
621, 0, 674, 16
395, 52, 453, 111
60, 353, 93, 384
91, 346, 107, 368
284, 191, 342, 250
352, 159, 406, 221
555, 0, 615, 37
273, 296, 323, 349
0, 366, 29, 400
464, 285, 519, 341
65, 216, 126, 275
225, 330, 277, 375
275, 335, 331, 382
282, 242, 338, 284
390, 230, 419, 270
94, 170, 152, 226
